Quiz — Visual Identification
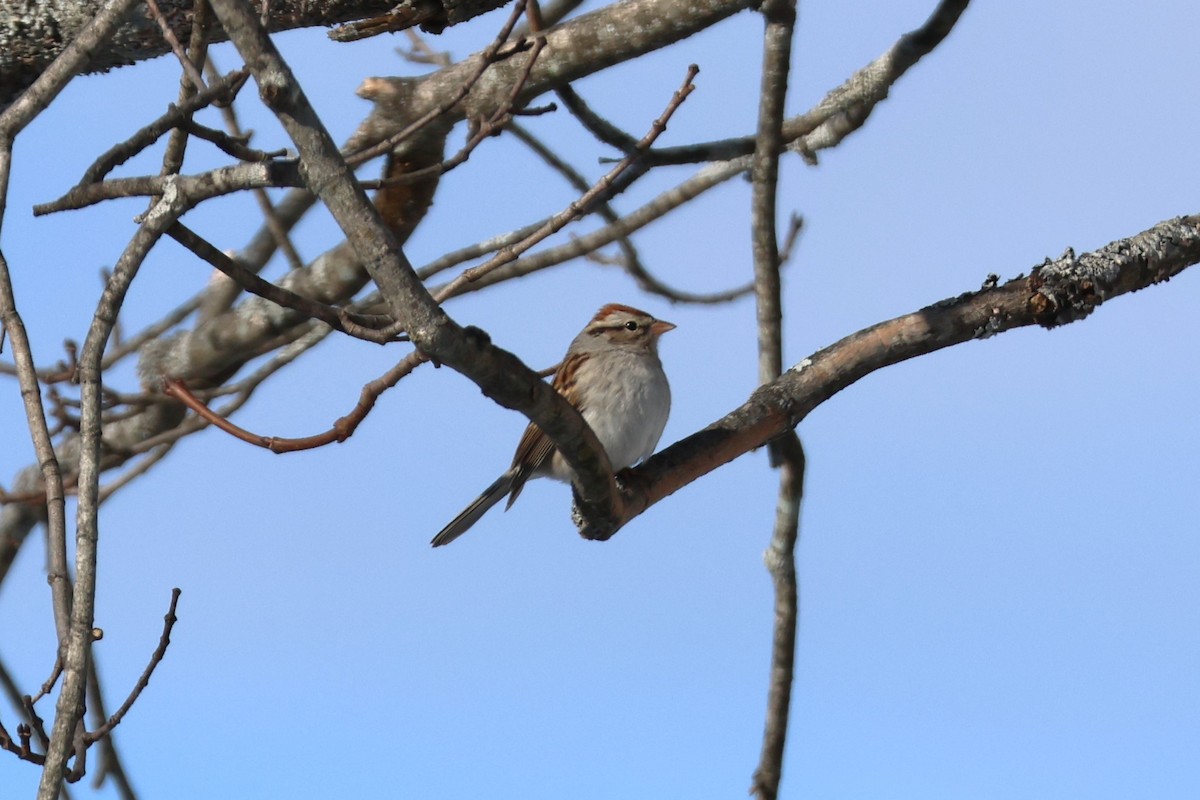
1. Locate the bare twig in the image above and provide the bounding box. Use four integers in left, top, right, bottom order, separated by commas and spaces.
0, 657, 48, 767
166, 223, 402, 343
511, 122, 749, 305
555, 84, 640, 153
437, 65, 699, 299
0, 254, 71, 646
35, 159, 305, 216
345, 1, 531, 167
179, 118, 286, 161
511, 0, 585, 37
29, 658, 64, 706
86, 660, 137, 797
205, 54, 307, 272
327, 1, 445, 42
159, 0, 214, 179
0, 21, 148, 777
627, 0, 972, 168
397, 29, 453, 68
365, 36, 548, 189
144, 0, 209, 94
162, 350, 427, 452
86, 589, 181, 744
428, 155, 750, 297
753, 433, 804, 800
98, 444, 175, 504
79, 68, 250, 186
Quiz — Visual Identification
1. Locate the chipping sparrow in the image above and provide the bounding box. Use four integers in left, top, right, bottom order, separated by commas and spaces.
431, 304, 674, 547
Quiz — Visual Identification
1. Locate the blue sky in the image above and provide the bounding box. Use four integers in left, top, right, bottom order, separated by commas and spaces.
2, 1, 1198, 797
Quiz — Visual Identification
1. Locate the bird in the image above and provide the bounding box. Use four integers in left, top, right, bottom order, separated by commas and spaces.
432, 303, 674, 547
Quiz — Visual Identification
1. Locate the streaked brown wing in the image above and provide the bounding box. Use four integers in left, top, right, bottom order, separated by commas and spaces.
504, 352, 586, 508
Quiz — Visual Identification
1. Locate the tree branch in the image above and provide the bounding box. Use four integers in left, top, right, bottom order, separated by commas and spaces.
576, 214, 1200, 539
747, 0, 801, 796
0, 0, 516, 109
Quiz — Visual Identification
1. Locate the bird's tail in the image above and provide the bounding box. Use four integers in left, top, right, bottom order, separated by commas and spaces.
430, 471, 515, 547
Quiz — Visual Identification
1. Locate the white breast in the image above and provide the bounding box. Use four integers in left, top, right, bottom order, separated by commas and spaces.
546, 349, 670, 481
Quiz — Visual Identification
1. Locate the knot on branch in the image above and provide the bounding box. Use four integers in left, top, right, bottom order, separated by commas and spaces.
1028, 247, 1110, 327
571, 485, 623, 541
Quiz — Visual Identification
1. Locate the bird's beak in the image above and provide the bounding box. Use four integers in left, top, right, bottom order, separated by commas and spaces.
650, 319, 676, 337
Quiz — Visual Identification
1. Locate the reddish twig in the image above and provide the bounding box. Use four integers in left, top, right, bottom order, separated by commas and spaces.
162, 350, 427, 453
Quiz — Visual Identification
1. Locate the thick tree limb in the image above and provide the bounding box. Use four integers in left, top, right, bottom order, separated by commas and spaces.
348, 0, 756, 158
576, 214, 1200, 539
0, 0, 517, 109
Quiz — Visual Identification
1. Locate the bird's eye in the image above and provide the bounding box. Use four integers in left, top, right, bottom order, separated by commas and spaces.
624, 321, 639, 331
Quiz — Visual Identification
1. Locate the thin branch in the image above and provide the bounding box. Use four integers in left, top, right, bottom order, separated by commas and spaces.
79, 69, 250, 186
0, 252, 72, 647
428, 156, 751, 296
396, 29, 453, 68
86, 661, 137, 798
128, 322, 333, 455
364, 35, 548, 189
748, 0, 800, 793
35, 158, 303, 216
179, 118, 286, 162
159, 0, 215, 179
511, 0, 585, 37
753, 434, 804, 800
0, 657, 48, 767
205, 54, 307, 272
555, 84, 640, 153
162, 349, 427, 452
344, 1, 531, 168
437, 65, 699, 300
626, 0, 972, 168
86, 589, 181, 744
327, 2, 446, 42
0, 16, 148, 764
98, 444, 175, 505
510, 122, 749, 305
166, 223, 402, 343
29, 658, 64, 707
144, 0, 210, 95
